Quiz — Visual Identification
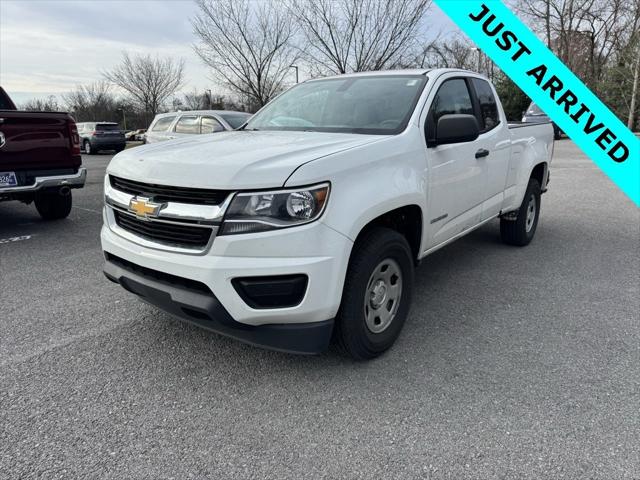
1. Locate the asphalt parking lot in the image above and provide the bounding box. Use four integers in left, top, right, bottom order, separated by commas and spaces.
1, 140, 638, 479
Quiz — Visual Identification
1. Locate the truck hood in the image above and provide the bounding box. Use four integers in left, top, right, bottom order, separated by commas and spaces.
107, 130, 386, 189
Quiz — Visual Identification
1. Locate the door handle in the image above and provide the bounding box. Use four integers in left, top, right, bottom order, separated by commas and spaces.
475, 148, 489, 159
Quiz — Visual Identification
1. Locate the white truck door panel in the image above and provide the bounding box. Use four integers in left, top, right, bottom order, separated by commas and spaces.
428, 143, 485, 245
423, 77, 486, 248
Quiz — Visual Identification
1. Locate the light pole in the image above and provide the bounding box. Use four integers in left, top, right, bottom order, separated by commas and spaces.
290, 65, 299, 84
470, 47, 482, 73
117, 107, 127, 131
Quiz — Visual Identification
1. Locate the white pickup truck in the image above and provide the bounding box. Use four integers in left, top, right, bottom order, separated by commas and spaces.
101, 69, 553, 359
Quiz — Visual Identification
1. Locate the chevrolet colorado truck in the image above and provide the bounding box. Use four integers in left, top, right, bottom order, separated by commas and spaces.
101, 69, 553, 359
0, 87, 86, 219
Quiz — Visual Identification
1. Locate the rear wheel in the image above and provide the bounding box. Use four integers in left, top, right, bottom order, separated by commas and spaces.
35, 190, 72, 220
500, 178, 541, 246
83, 140, 93, 155
334, 227, 414, 360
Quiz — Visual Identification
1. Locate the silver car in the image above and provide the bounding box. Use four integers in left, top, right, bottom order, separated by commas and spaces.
144, 110, 251, 144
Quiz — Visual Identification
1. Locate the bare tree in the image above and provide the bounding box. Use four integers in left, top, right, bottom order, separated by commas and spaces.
103, 52, 185, 116
515, 0, 639, 125
192, 0, 299, 109
515, 0, 635, 86
21, 96, 61, 112
288, 0, 432, 74
414, 36, 475, 70
62, 81, 118, 122
183, 89, 209, 110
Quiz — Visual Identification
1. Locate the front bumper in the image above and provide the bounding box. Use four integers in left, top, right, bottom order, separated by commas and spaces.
103, 253, 334, 354
0, 168, 87, 194
101, 205, 353, 352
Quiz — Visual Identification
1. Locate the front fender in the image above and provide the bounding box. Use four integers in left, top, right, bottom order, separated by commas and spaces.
284, 133, 427, 243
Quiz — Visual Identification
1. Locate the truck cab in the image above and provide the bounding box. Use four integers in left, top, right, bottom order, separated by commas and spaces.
101, 69, 553, 359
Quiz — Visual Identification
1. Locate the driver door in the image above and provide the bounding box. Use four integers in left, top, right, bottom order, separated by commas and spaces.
423, 77, 487, 249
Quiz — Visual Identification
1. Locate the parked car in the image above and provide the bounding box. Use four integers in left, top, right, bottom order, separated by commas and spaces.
144, 110, 251, 144
0, 86, 86, 220
76, 122, 126, 154
102, 69, 553, 359
133, 129, 146, 141
522, 102, 562, 140
124, 129, 146, 142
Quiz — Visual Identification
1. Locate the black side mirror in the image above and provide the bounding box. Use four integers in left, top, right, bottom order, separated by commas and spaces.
433, 114, 480, 146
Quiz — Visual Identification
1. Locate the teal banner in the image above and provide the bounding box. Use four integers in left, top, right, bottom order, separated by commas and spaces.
434, 0, 640, 206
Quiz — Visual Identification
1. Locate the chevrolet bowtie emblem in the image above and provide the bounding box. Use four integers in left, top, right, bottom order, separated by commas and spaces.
128, 196, 162, 219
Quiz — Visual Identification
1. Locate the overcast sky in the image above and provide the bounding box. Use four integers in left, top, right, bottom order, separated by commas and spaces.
0, 0, 457, 106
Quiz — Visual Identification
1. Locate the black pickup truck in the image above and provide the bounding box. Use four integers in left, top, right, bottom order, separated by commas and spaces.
0, 86, 86, 219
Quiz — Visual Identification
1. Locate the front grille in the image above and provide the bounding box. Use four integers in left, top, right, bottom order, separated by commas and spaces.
110, 175, 229, 205
113, 210, 212, 248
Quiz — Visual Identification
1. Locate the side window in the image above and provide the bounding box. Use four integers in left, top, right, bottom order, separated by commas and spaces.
151, 116, 175, 132
201, 116, 224, 134
174, 115, 200, 134
426, 79, 474, 141
472, 79, 500, 131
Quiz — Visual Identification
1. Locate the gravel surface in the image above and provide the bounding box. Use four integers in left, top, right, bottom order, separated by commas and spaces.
1, 141, 638, 479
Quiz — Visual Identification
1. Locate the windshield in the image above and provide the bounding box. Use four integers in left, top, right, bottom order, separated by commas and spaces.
526, 103, 544, 115
245, 75, 428, 135
220, 113, 250, 129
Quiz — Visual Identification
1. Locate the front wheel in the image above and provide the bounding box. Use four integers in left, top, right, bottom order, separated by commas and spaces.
500, 178, 541, 246
334, 227, 414, 360
35, 190, 73, 220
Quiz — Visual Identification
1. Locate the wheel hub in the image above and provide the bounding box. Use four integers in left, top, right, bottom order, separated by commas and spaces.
364, 258, 403, 334
370, 280, 387, 308
525, 194, 536, 233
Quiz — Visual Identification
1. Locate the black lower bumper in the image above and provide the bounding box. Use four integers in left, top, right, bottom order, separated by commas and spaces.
103, 255, 334, 355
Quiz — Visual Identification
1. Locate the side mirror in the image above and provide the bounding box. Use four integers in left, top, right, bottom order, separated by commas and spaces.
434, 114, 480, 146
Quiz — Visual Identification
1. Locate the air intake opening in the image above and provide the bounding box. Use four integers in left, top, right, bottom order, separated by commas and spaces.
232, 275, 308, 309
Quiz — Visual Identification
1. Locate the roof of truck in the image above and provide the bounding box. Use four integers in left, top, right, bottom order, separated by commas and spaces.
306, 68, 486, 82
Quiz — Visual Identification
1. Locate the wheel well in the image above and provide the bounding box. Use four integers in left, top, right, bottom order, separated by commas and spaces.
355, 205, 423, 263
531, 162, 547, 187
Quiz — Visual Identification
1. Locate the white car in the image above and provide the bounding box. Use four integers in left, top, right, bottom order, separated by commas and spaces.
144, 110, 251, 144
101, 69, 553, 359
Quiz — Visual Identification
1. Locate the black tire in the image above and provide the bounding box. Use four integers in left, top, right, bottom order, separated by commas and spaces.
83, 140, 93, 155
500, 178, 541, 246
35, 190, 72, 220
334, 227, 414, 360
115, 146, 125, 153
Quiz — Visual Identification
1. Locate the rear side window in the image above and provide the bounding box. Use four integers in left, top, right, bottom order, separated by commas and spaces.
174, 115, 200, 134
472, 79, 500, 131
96, 123, 120, 131
201, 116, 224, 134
426, 78, 474, 140
151, 116, 175, 132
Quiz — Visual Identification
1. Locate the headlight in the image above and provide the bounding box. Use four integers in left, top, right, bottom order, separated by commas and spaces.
220, 183, 330, 235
